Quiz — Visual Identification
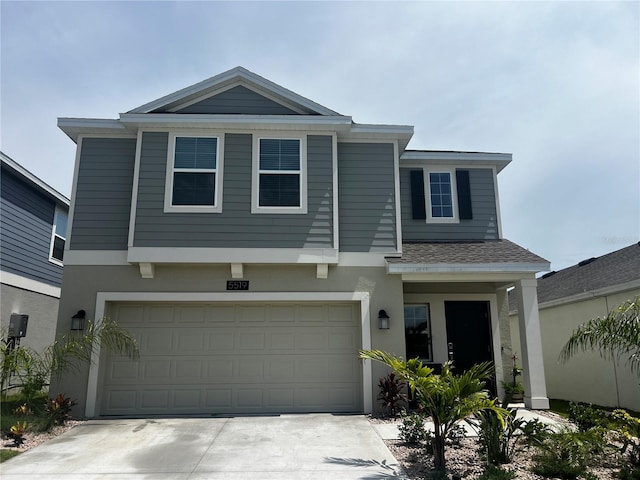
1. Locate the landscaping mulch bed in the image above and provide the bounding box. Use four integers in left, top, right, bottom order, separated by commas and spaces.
370, 412, 629, 480
1, 419, 84, 455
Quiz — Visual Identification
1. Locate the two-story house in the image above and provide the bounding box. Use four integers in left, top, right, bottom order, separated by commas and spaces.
52, 67, 550, 417
1, 151, 70, 360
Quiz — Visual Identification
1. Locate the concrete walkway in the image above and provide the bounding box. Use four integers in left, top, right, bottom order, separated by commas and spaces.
1, 414, 408, 480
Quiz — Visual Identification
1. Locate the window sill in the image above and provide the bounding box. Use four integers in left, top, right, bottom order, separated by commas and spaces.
163, 205, 223, 214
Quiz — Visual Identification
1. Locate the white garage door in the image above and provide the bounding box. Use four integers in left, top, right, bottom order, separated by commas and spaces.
101, 302, 363, 415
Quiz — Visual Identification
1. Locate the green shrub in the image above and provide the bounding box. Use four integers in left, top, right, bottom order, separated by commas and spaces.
532, 429, 607, 479
398, 410, 430, 445
568, 402, 608, 432
610, 409, 640, 464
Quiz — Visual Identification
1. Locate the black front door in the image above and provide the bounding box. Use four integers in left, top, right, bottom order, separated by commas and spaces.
444, 301, 494, 385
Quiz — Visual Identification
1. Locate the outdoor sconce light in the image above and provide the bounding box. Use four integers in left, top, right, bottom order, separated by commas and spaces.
71, 310, 86, 331
378, 309, 390, 330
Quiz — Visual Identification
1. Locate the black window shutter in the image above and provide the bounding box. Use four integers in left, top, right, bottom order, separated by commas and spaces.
410, 170, 426, 220
456, 169, 473, 220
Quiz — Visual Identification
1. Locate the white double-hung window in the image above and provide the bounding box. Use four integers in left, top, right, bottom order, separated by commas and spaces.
49, 206, 67, 265
165, 134, 224, 213
252, 135, 307, 214
426, 169, 458, 223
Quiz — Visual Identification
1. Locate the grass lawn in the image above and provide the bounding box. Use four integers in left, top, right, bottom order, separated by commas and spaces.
0, 449, 21, 462
549, 398, 640, 418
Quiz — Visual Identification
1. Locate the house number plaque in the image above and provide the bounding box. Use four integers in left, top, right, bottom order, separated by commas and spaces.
226, 280, 249, 290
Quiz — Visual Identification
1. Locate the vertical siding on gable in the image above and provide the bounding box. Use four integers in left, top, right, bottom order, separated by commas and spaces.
400, 167, 499, 241
70, 138, 136, 250
0, 167, 63, 287
337, 143, 397, 252
133, 133, 333, 248
166, 86, 300, 115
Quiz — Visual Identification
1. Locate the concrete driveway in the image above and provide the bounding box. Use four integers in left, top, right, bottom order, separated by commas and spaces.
1, 414, 407, 479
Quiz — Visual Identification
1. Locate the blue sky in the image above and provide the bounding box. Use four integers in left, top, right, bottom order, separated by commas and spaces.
1, 1, 638, 270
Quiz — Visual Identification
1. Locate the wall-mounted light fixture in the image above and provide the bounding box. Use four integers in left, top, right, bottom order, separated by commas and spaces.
71, 310, 86, 331
378, 309, 390, 330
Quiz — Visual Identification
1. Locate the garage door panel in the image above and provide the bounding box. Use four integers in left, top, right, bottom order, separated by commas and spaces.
101, 302, 362, 415
175, 359, 203, 379
207, 359, 234, 378
207, 306, 236, 322
270, 305, 296, 322
209, 332, 235, 350
143, 330, 174, 353
239, 332, 265, 350
328, 304, 356, 323
177, 305, 206, 323
143, 360, 172, 379
206, 389, 232, 408
329, 331, 358, 349
174, 390, 200, 408
177, 332, 205, 352
238, 305, 267, 323
106, 390, 137, 410
141, 390, 169, 409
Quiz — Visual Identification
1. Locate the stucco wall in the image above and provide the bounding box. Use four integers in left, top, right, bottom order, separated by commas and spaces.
1, 284, 59, 356
51, 264, 406, 416
510, 289, 640, 411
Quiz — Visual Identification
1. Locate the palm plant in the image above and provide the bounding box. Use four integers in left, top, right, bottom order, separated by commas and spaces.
360, 349, 508, 472
559, 295, 640, 376
1, 317, 139, 396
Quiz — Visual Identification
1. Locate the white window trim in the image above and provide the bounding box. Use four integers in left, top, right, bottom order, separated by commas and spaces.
49, 206, 67, 266
164, 132, 225, 213
251, 134, 307, 214
425, 168, 459, 224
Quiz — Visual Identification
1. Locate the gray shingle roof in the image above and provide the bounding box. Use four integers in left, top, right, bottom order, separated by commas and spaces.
386, 239, 549, 265
510, 242, 640, 309
538, 242, 640, 303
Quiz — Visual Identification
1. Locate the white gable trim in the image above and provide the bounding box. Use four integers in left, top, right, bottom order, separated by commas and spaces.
128, 66, 341, 116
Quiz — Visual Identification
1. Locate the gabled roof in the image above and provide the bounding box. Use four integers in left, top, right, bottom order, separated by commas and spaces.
128, 66, 342, 116
536, 243, 640, 304
386, 240, 549, 274
0, 151, 70, 207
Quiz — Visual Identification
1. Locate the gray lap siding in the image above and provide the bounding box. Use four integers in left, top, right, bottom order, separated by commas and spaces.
70, 138, 137, 250
133, 133, 333, 248
400, 167, 499, 241
337, 142, 397, 252
0, 168, 63, 286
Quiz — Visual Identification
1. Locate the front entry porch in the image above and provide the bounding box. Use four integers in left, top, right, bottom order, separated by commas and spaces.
387, 240, 551, 409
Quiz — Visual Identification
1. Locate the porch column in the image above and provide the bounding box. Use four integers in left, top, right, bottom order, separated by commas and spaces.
515, 278, 549, 409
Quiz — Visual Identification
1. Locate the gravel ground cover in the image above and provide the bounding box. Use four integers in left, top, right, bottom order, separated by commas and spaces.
370, 411, 629, 480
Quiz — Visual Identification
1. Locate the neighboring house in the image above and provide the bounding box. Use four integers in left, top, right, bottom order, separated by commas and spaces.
52, 67, 550, 417
0, 151, 70, 361
509, 242, 640, 410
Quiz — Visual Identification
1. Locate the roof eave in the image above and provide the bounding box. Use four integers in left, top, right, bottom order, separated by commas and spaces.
57, 118, 133, 143
386, 262, 551, 275
400, 151, 512, 173
0, 151, 70, 206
